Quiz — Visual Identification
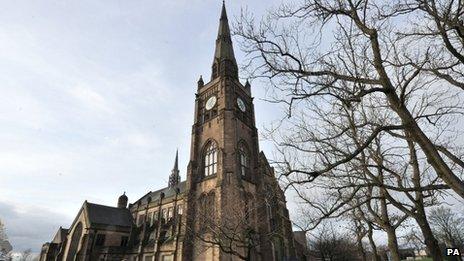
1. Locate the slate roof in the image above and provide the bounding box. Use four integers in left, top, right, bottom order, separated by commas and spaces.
132, 181, 186, 207
151, 180, 186, 199
84, 202, 133, 227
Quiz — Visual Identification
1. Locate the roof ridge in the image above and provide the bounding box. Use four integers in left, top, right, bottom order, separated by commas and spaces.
86, 201, 125, 210
151, 180, 187, 194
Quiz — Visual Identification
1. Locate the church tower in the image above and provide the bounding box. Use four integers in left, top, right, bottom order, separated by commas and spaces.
40, 3, 301, 261
182, 2, 265, 260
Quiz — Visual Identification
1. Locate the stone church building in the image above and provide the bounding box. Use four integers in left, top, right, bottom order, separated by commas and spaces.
39, 3, 308, 261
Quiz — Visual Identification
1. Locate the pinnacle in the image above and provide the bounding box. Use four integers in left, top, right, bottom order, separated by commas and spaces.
173, 149, 179, 171
220, 1, 228, 20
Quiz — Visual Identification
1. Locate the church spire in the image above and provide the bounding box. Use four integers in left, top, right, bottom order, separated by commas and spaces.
173, 149, 179, 171
211, 1, 238, 80
169, 149, 180, 188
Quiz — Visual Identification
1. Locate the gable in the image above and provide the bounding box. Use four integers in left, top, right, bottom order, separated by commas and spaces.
85, 202, 133, 228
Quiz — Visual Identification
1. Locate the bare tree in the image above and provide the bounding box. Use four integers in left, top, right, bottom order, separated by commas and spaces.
0, 219, 12, 260
235, 0, 464, 199
19, 249, 32, 261
403, 228, 426, 256
363, 216, 382, 261
349, 213, 369, 261
308, 221, 364, 261
192, 195, 260, 261
429, 206, 464, 249
392, 0, 464, 91
283, 97, 448, 260
184, 186, 292, 261
0, 220, 6, 242
232, 2, 464, 261
295, 165, 410, 261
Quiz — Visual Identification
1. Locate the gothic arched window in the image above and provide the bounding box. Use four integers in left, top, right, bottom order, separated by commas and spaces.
239, 143, 249, 177
204, 141, 218, 177
199, 192, 216, 229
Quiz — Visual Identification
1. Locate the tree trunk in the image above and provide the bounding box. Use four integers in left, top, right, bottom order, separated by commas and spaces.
367, 227, 381, 261
406, 135, 444, 261
396, 106, 464, 198
367, 23, 464, 199
379, 186, 400, 261
384, 226, 401, 261
417, 218, 443, 261
376, 47, 464, 198
356, 233, 367, 261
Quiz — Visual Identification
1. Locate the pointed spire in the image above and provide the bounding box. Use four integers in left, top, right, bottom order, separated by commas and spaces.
211, 1, 238, 80
169, 149, 180, 188
220, 0, 228, 21
173, 149, 179, 171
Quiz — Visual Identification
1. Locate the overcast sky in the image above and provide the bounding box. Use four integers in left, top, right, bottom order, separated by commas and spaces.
3, 0, 464, 255
0, 0, 292, 253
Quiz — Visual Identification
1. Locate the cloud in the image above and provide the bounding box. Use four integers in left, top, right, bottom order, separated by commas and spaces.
0, 0, 287, 254
69, 85, 113, 114
0, 201, 72, 253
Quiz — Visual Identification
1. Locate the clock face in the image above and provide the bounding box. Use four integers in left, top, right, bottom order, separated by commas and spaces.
205, 96, 217, 110
237, 97, 246, 112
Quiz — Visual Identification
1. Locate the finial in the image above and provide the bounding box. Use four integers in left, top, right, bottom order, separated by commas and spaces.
118, 192, 128, 208
220, 0, 228, 20
245, 79, 250, 88
198, 75, 204, 88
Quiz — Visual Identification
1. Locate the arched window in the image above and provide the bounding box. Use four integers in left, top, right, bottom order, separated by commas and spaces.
204, 141, 218, 176
239, 143, 249, 176
66, 222, 82, 261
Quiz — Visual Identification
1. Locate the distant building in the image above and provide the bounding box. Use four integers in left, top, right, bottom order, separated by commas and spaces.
39, 3, 306, 261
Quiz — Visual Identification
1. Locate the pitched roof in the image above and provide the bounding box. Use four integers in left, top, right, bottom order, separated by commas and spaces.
52, 227, 68, 243
151, 180, 186, 199
132, 181, 186, 207
84, 202, 133, 227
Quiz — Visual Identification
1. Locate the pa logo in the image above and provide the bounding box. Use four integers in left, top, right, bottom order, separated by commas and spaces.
446, 248, 462, 256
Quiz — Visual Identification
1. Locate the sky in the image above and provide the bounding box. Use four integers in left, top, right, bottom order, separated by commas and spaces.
2, 0, 463, 255
0, 0, 290, 253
